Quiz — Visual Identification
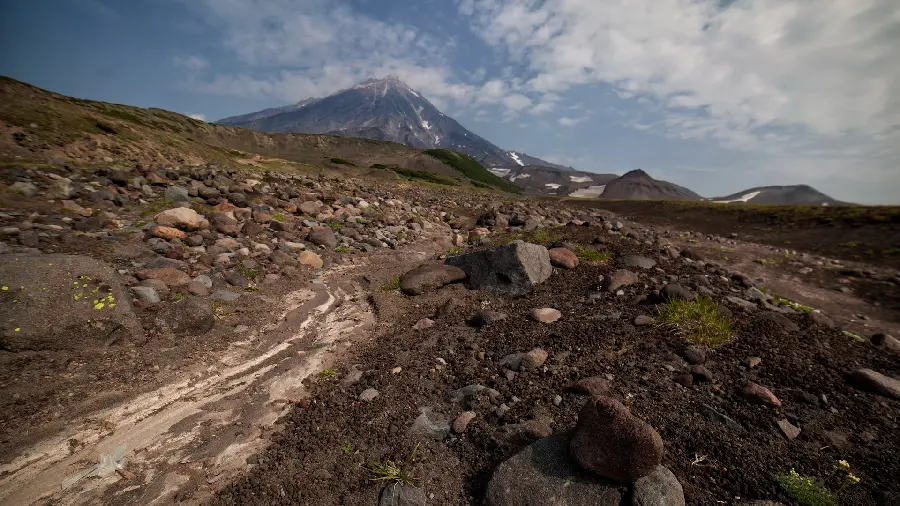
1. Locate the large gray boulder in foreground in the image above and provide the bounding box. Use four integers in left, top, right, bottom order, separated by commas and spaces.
446, 240, 552, 296
485, 430, 622, 506
0, 254, 143, 351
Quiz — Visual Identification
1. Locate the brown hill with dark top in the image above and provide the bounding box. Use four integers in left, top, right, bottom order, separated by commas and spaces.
598, 169, 702, 201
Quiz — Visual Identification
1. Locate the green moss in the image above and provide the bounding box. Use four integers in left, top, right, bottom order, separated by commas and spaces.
319, 369, 338, 378
529, 228, 567, 245
577, 248, 611, 262
381, 278, 401, 291
658, 296, 732, 348
776, 469, 836, 506
334, 246, 351, 253
329, 157, 356, 166
272, 213, 286, 222
389, 166, 457, 186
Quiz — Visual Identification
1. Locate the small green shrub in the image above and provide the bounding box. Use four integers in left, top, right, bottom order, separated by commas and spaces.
319, 369, 338, 378
341, 442, 354, 455
366, 444, 420, 485
424, 149, 522, 193
658, 296, 732, 347
327, 222, 343, 231
529, 228, 567, 245
334, 246, 351, 253
329, 157, 356, 166
272, 213, 286, 222
578, 248, 611, 262
776, 469, 836, 506
381, 278, 401, 291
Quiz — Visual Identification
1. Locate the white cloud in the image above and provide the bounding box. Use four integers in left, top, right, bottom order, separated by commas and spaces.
458, 0, 900, 191
558, 116, 586, 127
188, 113, 206, 121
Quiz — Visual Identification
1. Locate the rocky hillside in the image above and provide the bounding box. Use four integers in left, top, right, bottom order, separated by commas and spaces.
711, 185, 846, 205
0, 77, 522, 194
217, 76, 563, 171
490, 165, 618, 197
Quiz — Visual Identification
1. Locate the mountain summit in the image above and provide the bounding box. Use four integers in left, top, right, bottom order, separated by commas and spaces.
216, 77, 567, 170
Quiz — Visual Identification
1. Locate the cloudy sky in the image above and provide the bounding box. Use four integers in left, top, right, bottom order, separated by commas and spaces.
2, 0, 899, 203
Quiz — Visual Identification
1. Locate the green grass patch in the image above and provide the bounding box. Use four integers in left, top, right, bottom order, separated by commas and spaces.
424, 149, 522, 193
771, 295, 812, 312
138, 199, 175, 217
388, 167, 457, 186
776, 469, 836, 506
99, 107, 146, 125
329, 157, 356, 166
529, 228, 567, 245
381, 278, 401, 291
578, 248, 611, 262
842, 330, 865, 342
658, 296, 732, 347
272, 213, 286, 222
366, 443, 420, 486
334, 246, 351, 253
319, 369, 338, 378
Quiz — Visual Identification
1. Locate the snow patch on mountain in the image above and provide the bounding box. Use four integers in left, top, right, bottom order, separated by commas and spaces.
509, 152, 524, 166
713, 191, 761, 203
569, 186, 607, 198
569, 175, 593, 183
545, 183, 561, 189
509, 173, 530, 181
489, 168, 510, 177
422, 120, 431, 130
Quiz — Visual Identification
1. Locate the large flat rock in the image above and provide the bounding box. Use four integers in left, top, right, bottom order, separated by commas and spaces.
485, 430, 622, 506
0, 254, 143, 351
446, 240, 551, 296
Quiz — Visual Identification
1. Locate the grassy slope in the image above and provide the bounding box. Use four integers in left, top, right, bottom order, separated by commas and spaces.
424, 149, 523, 194
0, 76, 520, 193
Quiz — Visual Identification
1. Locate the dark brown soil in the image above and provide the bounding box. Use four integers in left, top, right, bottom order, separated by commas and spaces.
214, 225, 900, 506
567, 200, 900, 269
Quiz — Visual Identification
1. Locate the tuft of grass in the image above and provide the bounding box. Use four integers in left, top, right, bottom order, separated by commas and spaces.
138, 199, 175, 217
842, 330, 865, 342
578, 248, 611, 262
366, 443, 420, 486
658, 296, 732, 348
772, 295, 812, 312
334, 246, 351, 254
777, 469, 836, 506
272, 213, 286, 222
327, 221, 343, 231
529, 228, 567, 245
329, 157, 356, 166
319, 368, 338, 378
381, 278, 401, 291
341, 442, 354, 455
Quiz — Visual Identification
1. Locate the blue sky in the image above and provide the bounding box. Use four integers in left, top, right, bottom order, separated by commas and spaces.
2, 0, 898, 203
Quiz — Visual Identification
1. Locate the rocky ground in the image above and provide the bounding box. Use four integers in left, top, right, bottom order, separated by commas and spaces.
0, 162, 898, 506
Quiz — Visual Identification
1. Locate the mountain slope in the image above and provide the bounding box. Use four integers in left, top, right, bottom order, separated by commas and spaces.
0, 76, 522, 193
598, 169, 702, 201
217, 77, 562, 170
490, 165, 618, 197
711, 185, 846, 205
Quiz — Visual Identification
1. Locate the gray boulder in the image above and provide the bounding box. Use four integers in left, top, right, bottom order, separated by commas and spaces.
380, 483, 427, 506
0, 254, 143, 352
485, 430, 622, 506
400, 264, 466, 295
622, 255, 657, 270
154, 298, 215, 336
308, 226, 338, 248
633, 466, 685, 506
446, 240, 551, 296
847, 369, 900, 399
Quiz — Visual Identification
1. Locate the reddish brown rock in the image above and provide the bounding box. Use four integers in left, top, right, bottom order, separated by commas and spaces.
741, 382, 782, 407
548, 247, 579, 269
134, 267, 191, 287
567, 376, 612, 397
150, 225, 187, 240
570, 396, 664, 484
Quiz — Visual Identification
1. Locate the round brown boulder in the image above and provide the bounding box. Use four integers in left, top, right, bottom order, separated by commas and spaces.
548, 247, 579, 269
570, 396, 663, 484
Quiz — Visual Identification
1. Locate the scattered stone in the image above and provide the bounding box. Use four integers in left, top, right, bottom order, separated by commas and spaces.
870, 333, 900, 353
688, 365, 714, 382
154, 298, 215, 336
379, 483, 427, 506
453, 411, 476, 433
485, 430, 622, 506
741, 383, 781, 406
777, 419, 801, 440
570, 396, 664, 484
567, 376, 611, 397
521, 348, 549, 369
469, 311, 507, 327
531, 307, 562, 323
603, 269, 638, 292
209, 290, 241, 301
632, 465, 686, 506
446, 240, 552, 296
155, 207, 207, 230
164, 185, 190, 203
130, 286, 160, 304
358, 388, 379, 402
134, 267, 191, 287
661, 283, 696, 301
622, 255, 656, 269
150, 225, 186, 240
62, 200, 92, 217
633, 315, 654, 326
548, 247, 579, 269
847, 369, 900, 399
673, 373, 693, 387
412, 318, 435, 330
308, 226, 338, 248
681, 345, 706, 365
757, 312, 799, 332
725, 296, 757, 310
745, 356, 762, 369
400, 264, 467, 295
298, 251, 324, 269
409, 407, 450, 440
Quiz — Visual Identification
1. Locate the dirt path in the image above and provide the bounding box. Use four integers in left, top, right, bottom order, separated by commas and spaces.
0, 235, 450, 506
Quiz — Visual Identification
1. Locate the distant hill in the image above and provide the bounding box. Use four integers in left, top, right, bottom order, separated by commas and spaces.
711, 185, 846, 205
218, 76, 564, 171
598, 169, 702, 201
